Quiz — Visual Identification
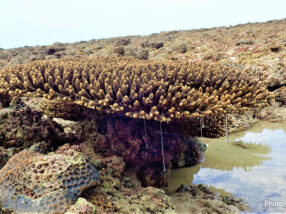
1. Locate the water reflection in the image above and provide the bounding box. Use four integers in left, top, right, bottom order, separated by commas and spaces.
202, 140, 271, 171
168, 121, 286, 213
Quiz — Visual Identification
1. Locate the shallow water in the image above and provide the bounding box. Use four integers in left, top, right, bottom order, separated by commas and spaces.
167, 121, 286, 213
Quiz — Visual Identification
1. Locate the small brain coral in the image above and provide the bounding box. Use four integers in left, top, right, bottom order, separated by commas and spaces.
0, 56, 272, 129
0, 148, 100, 214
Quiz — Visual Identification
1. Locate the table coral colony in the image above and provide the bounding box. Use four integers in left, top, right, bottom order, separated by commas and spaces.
0, 56, 272, 137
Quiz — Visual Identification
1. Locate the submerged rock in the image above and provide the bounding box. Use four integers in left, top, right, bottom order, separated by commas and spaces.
0, 146, 100, 214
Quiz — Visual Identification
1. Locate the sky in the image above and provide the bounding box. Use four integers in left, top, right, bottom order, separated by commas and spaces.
1, 0, 285, 49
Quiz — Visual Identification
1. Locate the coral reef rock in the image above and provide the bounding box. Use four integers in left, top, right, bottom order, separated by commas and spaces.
0, 147, 8, 169
111, 186, 175, 213
0, 147, 100, 214
171, 184, 249, 213
275, 86, 286, 105
64, 198, 98, 214
0, 97, 67, 150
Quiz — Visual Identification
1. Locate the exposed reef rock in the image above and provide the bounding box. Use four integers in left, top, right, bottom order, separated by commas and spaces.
65, 198, 98, 214
0, 147, 8, 169
257, 102, 286, 121
84, 177, 176, 213
275, 86, 286, 105
171, 184, 249, 213
0, 145, 100, 214
40, 98, 96, 121
111, 186, 174, 213
0, 56, 272, 137
0, 97, 67, 151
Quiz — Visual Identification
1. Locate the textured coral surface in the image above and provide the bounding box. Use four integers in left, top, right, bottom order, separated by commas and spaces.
0, 146, 100, 214
0, 56, 272, 137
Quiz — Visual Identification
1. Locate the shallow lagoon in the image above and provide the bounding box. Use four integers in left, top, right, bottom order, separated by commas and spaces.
167, 121, 286, 213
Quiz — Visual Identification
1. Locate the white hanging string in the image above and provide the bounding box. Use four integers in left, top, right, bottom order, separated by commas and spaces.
160, 121, 166, 172
225, 113, 229, 143
143, 119, 148, 148
200, 117, 205, 138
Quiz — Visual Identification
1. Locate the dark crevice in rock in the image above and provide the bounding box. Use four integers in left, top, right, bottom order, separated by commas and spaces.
267, 84, 285, 92
0, 92, 11, 108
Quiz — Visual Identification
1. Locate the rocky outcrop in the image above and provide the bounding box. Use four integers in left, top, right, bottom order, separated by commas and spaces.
0, 97, 67, 151
171, 184, 249, 214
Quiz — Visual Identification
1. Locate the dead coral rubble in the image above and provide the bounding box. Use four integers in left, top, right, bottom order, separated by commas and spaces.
0, 146, 100, 214
0, 56, 272, 137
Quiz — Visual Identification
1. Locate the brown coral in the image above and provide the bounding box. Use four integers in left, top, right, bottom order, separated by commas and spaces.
0, 146, 100, 214
0, 56, 272, 136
